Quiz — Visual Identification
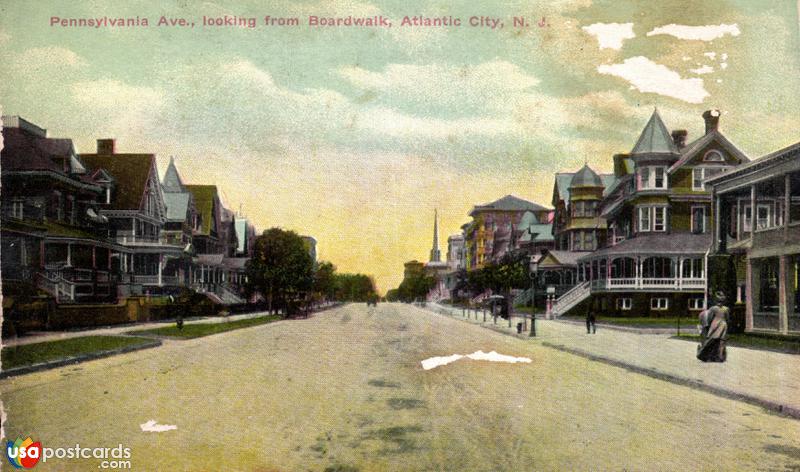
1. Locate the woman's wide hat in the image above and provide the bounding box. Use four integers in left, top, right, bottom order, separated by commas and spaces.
714, 290, 727, 302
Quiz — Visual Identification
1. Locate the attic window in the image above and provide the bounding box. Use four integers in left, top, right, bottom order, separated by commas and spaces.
704, 150, 724, 162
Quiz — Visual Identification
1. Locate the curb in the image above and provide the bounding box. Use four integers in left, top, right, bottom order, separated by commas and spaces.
0, 338, 162, 379
542, 342, 800, 421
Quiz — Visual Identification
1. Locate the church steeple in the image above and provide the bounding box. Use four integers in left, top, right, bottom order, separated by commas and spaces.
429, 209, 441, 263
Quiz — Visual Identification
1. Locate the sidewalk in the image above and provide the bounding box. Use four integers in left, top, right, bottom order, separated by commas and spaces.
2, 311, 277, 348
427, 303, 800, 419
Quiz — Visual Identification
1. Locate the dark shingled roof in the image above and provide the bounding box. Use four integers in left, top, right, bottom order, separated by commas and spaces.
1, 125, 97, 186
185, 184, 219, 236
80, 153, 155, 211
579, 233, 712, 261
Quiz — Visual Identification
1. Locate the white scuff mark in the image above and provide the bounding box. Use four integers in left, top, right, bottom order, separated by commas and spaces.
716, 79, 723, 83
721, 53, 728, 61
703, 52, 716, 60
690, 65, 714, 75
646, 23, 740, 41
720, 62, 728, 69
597, 56, 709, 104
140, 420, 177, 432
682, 56, 691, 61
421, 351, 532, 370
582, 22, 635, 50
421, 354, 464, 370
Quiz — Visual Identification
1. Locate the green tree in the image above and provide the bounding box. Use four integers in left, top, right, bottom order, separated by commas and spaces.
245, 228, 314, 316
313, 261, 337, 301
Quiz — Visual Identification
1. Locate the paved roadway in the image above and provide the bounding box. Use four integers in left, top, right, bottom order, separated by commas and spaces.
1, 303, 798, 471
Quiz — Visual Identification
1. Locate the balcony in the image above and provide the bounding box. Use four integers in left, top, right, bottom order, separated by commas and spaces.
115, 233, 183, 248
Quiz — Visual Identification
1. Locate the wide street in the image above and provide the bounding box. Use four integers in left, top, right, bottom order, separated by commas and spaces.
2, 303, 799, 471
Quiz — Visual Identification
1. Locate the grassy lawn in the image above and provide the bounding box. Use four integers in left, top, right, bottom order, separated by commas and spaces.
128, 314, 282, 339
2, 336, 154, 370
674, 333, 800, 355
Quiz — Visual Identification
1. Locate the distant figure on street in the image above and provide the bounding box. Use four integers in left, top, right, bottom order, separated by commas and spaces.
697, 291, 729, 362
586, 308, 596, 334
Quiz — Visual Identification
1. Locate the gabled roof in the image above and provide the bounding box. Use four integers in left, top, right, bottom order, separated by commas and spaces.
538, 250, 583, 268
185, 184, 219, 236
631, 109, 679, 155
80, 153, 156, 210
470, 194, 549, 216
667, 130, 749, 174
162, 156, 186, 193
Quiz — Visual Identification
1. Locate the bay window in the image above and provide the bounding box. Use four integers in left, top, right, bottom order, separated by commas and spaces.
638, 206, 668, 232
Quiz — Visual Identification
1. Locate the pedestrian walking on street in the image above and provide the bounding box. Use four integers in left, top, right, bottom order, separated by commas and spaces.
586, 308, 596, 334
697, 291, 729, 362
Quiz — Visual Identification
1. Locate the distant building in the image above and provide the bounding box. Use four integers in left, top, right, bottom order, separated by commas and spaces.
464, 194, 553, 270
446, 234, 465, 271
302, 236, 317, 263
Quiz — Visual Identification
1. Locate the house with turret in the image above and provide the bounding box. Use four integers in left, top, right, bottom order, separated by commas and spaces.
552, 109, 748, 318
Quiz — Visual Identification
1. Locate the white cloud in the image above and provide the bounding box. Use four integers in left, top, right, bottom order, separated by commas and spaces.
13, 46, 86, 68
690, 65, 714, 75
646, 23, 741, 41
582, 22, 635, 50
597, 56, 709, 104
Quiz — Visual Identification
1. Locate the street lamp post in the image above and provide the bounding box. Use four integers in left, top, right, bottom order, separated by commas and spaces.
529, 258, 538, 337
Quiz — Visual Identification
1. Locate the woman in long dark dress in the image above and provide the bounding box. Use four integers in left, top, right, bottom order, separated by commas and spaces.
697, 291, 729, 362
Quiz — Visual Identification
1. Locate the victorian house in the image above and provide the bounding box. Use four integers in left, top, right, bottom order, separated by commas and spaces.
80, 139, 186, 294
708, 141, 800, 334
184, 184, 245, 304
1, 116, 124, 303
552, 109, 748, 317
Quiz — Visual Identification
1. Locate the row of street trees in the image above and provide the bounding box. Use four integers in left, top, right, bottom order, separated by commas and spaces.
245, 228, 377, 315
453, 252, 530, 313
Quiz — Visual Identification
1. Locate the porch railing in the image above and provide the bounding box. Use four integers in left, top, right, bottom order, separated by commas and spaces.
591, 277, 705, 291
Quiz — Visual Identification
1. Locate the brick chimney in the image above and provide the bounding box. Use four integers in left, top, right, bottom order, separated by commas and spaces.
671, 130, 688, 149
97, 139, 115, 154
702, 109, 720, 135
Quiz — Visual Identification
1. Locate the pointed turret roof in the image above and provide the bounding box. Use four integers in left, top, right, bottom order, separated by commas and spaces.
631, 109, 679, 155
162, 156, 185, 193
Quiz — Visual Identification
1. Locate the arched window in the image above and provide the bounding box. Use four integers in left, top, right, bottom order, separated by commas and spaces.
703, 150, 724, 162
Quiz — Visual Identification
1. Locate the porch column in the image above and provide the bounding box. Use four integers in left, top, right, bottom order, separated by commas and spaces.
66, 243, 72, 266
678, 258, 684, 289
785, 173, 791, 241
158, 255, 163, 287
712, 187, 720, 252
779, 255, 789, 334
745, 258, 754, 331
92, 246, 97, 269
636, 257, 642, 288
750, 184, 756, 239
